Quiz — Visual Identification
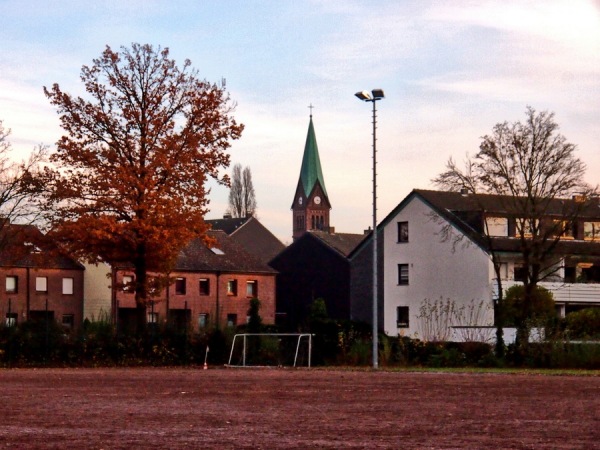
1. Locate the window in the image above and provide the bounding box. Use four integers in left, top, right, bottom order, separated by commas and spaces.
24, 242, 41, 253
35, 277, 47, 292
5, 313, 17, 327
514, 264, 527, 282
396, 306, 409, 328
485, 217, 508, 236
552, 220, 574, 239
584, 222, 600, 241
516, 218, 539, 237
62, 314, 74, 329
62, 278, 74, 295
227, 280, 238, 296
398, 264, 409, 285
122, 275, 134, 292
397, 221, 409, 242
198, 313, 209, 328
199, 279, 210, 295
246, 280, 257, 298
175, 277, 186, 295
5, 276, 17, 294
497, 263, 509, 280
147, 312, 159, 324
227, 313, 237, 327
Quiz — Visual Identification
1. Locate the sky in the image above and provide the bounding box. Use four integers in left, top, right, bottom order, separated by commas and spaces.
0, 0, 599, 244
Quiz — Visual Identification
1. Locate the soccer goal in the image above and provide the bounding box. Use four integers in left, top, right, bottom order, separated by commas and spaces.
227, 333, 313, 368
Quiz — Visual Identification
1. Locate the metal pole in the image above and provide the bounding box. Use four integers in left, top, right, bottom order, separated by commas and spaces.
371, 99, 379, 369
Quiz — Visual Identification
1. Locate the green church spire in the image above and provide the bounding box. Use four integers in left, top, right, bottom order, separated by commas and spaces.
299, 116, 328, 198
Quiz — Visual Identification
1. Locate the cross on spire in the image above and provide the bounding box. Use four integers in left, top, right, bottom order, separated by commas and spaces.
308, 103, 315, 118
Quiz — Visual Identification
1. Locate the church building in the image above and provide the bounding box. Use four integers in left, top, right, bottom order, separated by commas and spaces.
271, 114, 370, 328
291, 114, 332, 240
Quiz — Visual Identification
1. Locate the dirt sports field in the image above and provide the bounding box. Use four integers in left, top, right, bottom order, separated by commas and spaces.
0, 368, 598, 449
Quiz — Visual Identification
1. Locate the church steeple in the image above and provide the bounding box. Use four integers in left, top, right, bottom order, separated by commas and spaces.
292, 112, 332, 240
299, 116, 328, 199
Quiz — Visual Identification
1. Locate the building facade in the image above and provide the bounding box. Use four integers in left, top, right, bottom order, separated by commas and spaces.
83, 230, 277, 332
377, 189, 600, 339
0, 224, 85, 330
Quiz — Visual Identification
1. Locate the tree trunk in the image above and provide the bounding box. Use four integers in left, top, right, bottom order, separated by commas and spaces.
134, 246, 148, 335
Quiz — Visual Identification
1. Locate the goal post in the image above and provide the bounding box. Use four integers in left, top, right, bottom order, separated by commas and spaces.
227, 333, 313, 368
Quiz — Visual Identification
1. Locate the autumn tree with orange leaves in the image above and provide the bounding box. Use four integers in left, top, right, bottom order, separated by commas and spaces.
43, 43, 243, 329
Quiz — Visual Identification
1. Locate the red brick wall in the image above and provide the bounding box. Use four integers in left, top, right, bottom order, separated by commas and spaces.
114, 270, 276, 331
0, 267, 84, 329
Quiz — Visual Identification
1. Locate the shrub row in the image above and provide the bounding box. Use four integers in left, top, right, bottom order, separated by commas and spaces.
1, 318, 598, 369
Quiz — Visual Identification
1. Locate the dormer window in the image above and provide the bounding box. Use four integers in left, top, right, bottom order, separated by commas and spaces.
485, 217, 508, 237
24, 242, 41, 253
584, 222, 600, 241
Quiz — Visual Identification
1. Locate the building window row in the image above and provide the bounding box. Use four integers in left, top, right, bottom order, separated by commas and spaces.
5, 276, 74, 295
120, 276, 257, 298
485, 216, 600, 241
5, 312, 74, 328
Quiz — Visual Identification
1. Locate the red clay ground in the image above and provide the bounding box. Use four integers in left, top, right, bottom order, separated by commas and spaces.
0, 367, 598, 449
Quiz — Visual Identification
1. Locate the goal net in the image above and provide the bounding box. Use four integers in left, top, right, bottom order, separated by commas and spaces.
227, 333, 313, 368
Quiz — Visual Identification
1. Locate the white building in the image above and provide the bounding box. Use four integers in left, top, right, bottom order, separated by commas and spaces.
378, 189, 600, 340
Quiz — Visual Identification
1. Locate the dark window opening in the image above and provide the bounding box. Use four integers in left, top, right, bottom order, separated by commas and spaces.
175, 277, 186, 295
398, 222, 409, 243
227, 314, 237, 327
199, 279, 210, 295
396, 306, 409, 328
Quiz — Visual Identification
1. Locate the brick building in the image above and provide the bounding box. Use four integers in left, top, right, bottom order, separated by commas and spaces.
0, 223, 84, 329
108, 229, 277, 332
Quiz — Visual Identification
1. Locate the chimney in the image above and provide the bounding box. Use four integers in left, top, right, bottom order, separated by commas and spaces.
223, 213, 232, 219
460, 188, 469, 196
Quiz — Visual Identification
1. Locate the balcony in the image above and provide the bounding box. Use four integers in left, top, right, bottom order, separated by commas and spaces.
494, 280, 600, 312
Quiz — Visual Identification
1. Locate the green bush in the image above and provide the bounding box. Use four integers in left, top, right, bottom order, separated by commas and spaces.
502, 285, 556, 327
565, 308, 600, 340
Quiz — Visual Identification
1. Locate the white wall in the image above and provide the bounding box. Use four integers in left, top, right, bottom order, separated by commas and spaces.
383, 196, 495, 338
83, 262, 113, 321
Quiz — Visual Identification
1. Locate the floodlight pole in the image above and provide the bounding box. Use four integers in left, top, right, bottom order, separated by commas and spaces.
355, 89, 384, 369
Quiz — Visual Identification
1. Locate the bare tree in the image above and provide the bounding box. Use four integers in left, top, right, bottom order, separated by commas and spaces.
433, 106, 596, 351
0, 120, 47, 248
227, 163, 256, 218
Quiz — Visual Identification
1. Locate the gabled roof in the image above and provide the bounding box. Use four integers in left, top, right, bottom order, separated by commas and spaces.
206, 216, 285, 264
376, 189, 600, 257
413, 189, 600, 219
298, 117, 328, 198
205, 217, 249, 235
174, 230, 277, 274
0, 223, 84, 270
272, 230, 364, 265
309, 231, 365, 257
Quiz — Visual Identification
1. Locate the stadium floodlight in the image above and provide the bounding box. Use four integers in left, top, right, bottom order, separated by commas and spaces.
355, 88, 385, 369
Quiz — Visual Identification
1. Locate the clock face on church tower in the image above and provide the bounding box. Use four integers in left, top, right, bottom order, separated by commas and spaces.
314, 196, 321, 205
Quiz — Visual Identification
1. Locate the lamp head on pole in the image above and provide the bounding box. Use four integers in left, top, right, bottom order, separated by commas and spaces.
371, 88, 384, 100
355, 89, 385, 102
355, 90, 371, 101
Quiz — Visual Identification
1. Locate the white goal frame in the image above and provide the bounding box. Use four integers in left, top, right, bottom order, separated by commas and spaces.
227, 333, 313, 368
